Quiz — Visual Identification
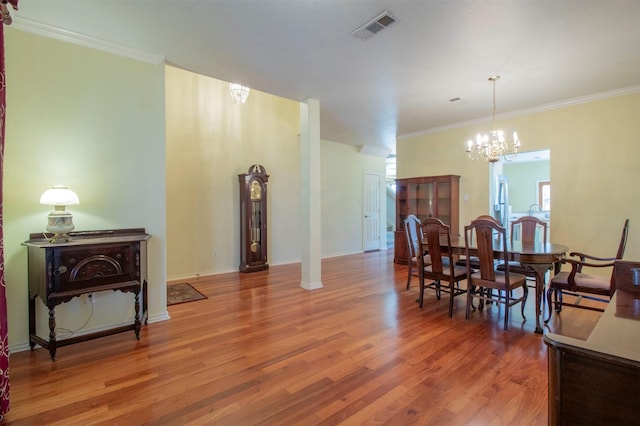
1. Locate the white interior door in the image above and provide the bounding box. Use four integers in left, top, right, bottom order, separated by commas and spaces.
363, 172, 381, 252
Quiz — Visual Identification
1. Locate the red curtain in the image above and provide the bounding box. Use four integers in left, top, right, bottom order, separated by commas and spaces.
0, 0, 19, 421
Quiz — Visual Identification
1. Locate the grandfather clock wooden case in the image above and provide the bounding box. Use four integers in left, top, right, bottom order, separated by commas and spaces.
239, 165, 269, 272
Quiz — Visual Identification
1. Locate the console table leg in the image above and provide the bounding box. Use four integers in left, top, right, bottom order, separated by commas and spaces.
134, 291, 141, 340
143, 279, 148, 325
28, 295, 36, 350
48, 307, 57, 361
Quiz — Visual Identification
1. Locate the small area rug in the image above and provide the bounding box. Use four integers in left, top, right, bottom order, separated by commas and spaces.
167, 283, 208, 306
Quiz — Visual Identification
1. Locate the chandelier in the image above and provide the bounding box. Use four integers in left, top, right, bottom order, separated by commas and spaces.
466, 76, 521, 163
230, 83, 250, 104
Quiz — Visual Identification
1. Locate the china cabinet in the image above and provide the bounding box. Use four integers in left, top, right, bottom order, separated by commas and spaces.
394, 175, 460, 264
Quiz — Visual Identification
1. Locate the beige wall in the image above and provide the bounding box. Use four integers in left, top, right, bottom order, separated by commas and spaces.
321, 141, 387, 258
4, 28, 167, 351
165, 66, 301, 279
165, 66, 387, 279
398, 93, 640, 271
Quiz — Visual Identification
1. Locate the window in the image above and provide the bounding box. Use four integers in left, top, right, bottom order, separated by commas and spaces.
538, 181, 550, 211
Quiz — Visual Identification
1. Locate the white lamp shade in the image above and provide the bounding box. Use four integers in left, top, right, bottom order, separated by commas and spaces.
40, 186, 80, 206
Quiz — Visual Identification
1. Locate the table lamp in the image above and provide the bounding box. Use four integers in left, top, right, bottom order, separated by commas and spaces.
40, 184, 80, 243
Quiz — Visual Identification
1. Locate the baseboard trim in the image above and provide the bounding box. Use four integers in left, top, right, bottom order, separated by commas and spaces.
300, 281, 324, 290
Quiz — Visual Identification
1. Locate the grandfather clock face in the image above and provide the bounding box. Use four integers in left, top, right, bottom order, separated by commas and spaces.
249, 184, 262, 253
250, 181, 262, 200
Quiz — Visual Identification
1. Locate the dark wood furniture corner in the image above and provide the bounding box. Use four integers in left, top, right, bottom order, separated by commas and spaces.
23, 228, 151, 360
544, 261, 640, 425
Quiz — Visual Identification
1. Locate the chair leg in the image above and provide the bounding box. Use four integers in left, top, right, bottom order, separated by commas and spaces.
465, 283, 473, 320
556, 290, 563, 313
520, 284, 528, 320
504, 289, 510, 331
544, 287, 553, 323
469, 284, 477, 310
448, 281, 455, 318
406, 264, 413, 291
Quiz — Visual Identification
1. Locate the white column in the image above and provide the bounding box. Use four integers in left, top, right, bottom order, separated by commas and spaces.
299, 99, 323, 290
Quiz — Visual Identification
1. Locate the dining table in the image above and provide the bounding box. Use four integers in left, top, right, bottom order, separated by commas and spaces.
426, 235, 568, 334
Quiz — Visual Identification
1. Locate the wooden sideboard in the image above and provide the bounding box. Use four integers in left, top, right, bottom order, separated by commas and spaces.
23, 228, 151, 360
544, 261, 640, 425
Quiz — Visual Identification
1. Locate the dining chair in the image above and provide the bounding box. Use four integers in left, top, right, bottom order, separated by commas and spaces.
417, 218, 468, 317
455, 215, 499, 270
497, 215, 548, 277
404, 214, 428, 290
464, 218, 528, 331
545, 219, 629, 321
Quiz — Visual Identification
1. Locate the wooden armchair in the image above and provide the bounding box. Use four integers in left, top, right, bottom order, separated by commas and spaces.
464, 218, 528, 331
545, 219, 629, 321
418, 218, 468, 317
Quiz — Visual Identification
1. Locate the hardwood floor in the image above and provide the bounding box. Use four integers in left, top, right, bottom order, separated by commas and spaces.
5, 250, 601, 425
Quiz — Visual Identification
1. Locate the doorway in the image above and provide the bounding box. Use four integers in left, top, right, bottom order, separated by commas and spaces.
489, 149, 551, 238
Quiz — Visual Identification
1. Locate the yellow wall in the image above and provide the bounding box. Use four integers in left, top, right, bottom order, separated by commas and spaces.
165, 66, 301, 278
4, 29, 167, 351
398, 93, 640, 271
321, 141, 387, 257
165, 66, 387, 279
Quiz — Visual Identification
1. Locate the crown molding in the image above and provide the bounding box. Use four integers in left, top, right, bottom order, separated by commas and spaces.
11, 17, 166, 65
397, 85, 640, 140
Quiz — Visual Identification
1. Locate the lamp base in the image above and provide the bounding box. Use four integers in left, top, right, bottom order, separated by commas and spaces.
47, 233, 73, 244
46, 212, 75, 243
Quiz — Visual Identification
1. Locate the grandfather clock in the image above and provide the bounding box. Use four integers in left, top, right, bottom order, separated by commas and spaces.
238, 164, 269, 272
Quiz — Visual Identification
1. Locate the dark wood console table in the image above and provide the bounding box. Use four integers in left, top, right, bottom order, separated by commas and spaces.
544, 260, 640, 425
23, 228, 151, 360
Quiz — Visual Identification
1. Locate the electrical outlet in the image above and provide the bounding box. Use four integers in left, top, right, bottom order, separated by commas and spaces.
86, 293, 96, 304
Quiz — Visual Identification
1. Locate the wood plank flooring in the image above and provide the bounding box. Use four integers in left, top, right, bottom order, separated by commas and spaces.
5, 250, 601, 425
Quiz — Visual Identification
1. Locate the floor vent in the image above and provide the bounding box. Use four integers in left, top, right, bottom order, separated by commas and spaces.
351, 11, 396, 41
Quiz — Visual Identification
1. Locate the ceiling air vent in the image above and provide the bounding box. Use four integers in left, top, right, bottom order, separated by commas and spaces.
351, 10, 396, 41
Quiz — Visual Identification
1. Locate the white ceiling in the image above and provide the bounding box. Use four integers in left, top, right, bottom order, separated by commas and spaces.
11, 1, 640, 154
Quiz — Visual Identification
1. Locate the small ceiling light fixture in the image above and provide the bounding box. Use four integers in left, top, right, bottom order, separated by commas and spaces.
466, 76, 521, 163
230, 83, 250, 105
40, 184, 80, 243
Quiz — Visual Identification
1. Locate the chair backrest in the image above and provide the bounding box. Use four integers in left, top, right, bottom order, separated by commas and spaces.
476, 214, 499, 223
511, 215, 547, 246
465, 218, 508, 283
419, 217, 451, 273
404, 215, 421, 261
465, 215, 499, 246
615, 219, 630, 259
